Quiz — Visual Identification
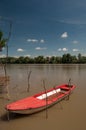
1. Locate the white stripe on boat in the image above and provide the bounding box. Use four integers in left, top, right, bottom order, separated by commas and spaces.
37, 88, 61, 99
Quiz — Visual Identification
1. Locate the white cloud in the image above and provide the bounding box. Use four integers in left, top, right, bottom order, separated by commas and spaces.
35, 47, 47, 50
63, 48, 68, 51
24, 55, 31, 57
17, 48, 24, 52
13, 55, 19, 58
58, 48, 62, 51
82, 53, 86, 56
40, 39, 45, 43
73, 49, 79, 52
2, 47, 5, 51
27, 38, 45, 43
59, 19, 86, 25
61, 32, 68, 38
58, 48, 68, 51
27, 39, 38, 43
0, 54, 6, 58
73, 40, 79, 44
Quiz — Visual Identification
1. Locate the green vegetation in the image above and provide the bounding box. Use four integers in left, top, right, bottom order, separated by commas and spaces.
0, 30, 7, 51
0, 53, 86, 64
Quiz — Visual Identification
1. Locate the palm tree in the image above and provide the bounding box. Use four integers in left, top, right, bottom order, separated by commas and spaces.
0, 30, 7, 51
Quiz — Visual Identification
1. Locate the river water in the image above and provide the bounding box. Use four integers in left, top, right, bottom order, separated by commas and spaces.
0, 64, 86, 130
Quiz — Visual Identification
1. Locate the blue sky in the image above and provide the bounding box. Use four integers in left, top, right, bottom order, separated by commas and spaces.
0, 0, 86, 57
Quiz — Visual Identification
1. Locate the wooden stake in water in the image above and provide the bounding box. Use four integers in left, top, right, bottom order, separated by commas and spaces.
27, 71, 32, 92
43, 80, 48, 119
7, 111, 10, 121
67, 78, 72, 100
53, 85, 63, 109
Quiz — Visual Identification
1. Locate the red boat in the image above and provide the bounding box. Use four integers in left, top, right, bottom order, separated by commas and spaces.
5, 84, 75, 115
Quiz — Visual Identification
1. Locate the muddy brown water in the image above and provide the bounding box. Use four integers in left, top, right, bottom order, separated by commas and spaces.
0, 64, 86, 130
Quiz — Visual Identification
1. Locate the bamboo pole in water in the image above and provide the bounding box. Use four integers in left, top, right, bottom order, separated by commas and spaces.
27, 71, 32, 92
42, 80, 48, 119
53, 85, 63, 109
0, 17, 12, 100
66, 78, 72, 100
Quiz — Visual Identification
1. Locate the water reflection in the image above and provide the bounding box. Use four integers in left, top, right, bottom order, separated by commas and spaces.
6, 64, 86, 88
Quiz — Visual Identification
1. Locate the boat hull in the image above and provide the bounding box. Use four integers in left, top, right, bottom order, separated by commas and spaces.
6, 84, 75, 115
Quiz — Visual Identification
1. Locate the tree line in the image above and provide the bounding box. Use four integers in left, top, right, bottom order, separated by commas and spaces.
0, 53, 86, 64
